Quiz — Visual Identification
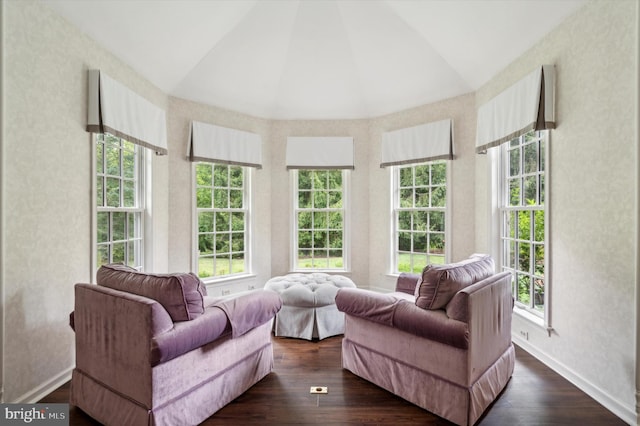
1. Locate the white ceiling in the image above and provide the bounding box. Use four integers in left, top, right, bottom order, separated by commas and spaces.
43, 0, 587, 120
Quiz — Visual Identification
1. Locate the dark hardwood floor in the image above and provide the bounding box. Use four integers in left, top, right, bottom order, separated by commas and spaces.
40, 336, 625, 425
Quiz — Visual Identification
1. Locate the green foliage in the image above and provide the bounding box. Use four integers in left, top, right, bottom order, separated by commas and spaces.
97, 245, 109, 268
506, 131, 545, 309
296, 255, 344, 270
510, 208, 545, 307
396, 212, 445, 257
95, 134, 142, 270
196, 163, 246, 277
397, 162, 446, 208
296, 170, 345, 267
97, 212, 108, 243
98, 135, 137, 208
198, 256, 245, 278
95, 211, 141, 269
395, 161, 447, 274
196, 163, 244, 209
298, 170, 343, 209
396, 253, 445, 274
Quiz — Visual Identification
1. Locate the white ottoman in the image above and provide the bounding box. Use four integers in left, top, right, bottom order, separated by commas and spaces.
264, 273, 357, 340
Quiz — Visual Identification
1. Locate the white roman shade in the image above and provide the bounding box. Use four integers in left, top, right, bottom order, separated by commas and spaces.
476, 65, 555, 153
189, 121, 262, 169
87, 70, 168, 155
380, 119, 453, 168
286, 137, 354, 170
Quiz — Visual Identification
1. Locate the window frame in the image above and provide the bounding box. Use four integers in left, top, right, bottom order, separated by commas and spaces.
498, 130, 551, 328
390, 160, 451, 275
92, 133, 147, 276
290, 169, 350, 272
192, 162, 253, 283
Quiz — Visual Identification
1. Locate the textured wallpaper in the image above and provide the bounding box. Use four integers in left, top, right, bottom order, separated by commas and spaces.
3, 0, 169, 402
474, 0, 638, 420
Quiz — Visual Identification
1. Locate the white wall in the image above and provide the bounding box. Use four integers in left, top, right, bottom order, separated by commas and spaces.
1, 0, 169, 402
475, 1, 638, 422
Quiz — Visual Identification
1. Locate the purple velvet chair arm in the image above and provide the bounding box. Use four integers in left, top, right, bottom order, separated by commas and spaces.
335, 288, 399, 327
447, 271, 514, 383
213, 289, 282, 338
392, 302, 469, 349
336, 288, 469, 349
151, 308, 230, 366
395, 273, 421, 295
152, 289, 282, 365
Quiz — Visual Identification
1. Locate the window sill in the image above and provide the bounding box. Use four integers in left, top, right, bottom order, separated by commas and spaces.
201, 273, 256, 286
385, 271, 422, 278
513, 306, 553, 336
288, 269, 352, 276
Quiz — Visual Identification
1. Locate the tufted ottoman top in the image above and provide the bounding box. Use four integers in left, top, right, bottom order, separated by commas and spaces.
264, 273, 356, 308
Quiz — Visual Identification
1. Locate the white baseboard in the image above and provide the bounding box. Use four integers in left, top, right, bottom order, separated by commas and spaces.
512, 335, 636, 425
12, 366, 73, 404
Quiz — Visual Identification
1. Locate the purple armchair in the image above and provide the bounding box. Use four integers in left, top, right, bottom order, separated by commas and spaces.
70, 264, 281, 426
336, 254, 515, 426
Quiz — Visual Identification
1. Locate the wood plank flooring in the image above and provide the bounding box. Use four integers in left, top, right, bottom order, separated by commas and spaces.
40, 336, 625, 425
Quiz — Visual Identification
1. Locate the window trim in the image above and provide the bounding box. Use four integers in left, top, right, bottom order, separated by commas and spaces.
290, 169, 351, 273
91, 133, 148, 280
192, 162, 254, 284
496, 130, 552, 332
389, 160, 452, 275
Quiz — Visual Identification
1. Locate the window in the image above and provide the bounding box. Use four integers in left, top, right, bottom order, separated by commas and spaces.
392, 161, 447, 274
95, 133, 145, 270
195, 163, 249, 279
500, 130, 547, 317
293, 170, 348, 270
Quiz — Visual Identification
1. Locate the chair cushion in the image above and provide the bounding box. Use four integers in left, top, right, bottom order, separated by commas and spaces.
415, 254, 494, 310
96, 264, 207, 322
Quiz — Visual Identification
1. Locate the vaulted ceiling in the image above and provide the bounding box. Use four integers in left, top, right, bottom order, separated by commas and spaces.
43, 0, 587, 120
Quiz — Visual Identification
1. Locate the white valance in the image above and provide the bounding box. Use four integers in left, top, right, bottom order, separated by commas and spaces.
189, 121, 262, 169
476, 65, 555, 153
87, 70, 168, 155
286, 137, 354, 170
380, 119, 453, 168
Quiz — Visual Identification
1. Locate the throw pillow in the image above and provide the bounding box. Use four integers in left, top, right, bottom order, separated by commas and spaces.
415, 254, 494, 310
96, 264, 207, 321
